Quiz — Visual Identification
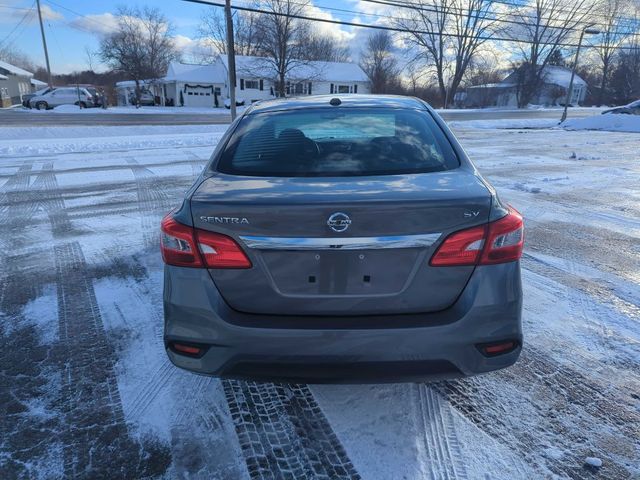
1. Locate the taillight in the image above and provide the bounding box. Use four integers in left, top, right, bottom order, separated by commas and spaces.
160, 214, 251, 269
161, 216, 202, 267
479, 208, 524, 265
430, 207, 523, 267
195, 229, 252, 269
429, 224, 486, 266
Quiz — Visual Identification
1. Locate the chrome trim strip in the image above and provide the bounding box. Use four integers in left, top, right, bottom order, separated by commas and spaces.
239, 233, 442, 250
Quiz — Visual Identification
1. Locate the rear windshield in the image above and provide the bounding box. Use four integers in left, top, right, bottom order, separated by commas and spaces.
216, 108, 459, 177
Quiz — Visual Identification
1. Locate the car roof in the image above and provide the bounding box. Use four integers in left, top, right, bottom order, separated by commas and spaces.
244, 94, 430, 114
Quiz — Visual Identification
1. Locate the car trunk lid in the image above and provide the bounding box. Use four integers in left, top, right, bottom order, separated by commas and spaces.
190, 171, 491, 315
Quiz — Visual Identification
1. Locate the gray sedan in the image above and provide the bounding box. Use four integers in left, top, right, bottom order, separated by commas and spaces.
29, 87, 95, 110
161, 95, 524, 383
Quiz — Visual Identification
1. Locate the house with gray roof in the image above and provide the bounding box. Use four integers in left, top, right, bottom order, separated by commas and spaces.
115, 56, 370, 108
0, 60, 36, 107
462, 65, 588, 108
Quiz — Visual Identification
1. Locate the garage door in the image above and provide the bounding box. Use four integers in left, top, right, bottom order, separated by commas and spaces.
184, 86, 214, 108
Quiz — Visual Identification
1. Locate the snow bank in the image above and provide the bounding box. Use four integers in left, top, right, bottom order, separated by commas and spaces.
562, 114, 640, 133
19, 105, 244, 115
448, 119, 558, 129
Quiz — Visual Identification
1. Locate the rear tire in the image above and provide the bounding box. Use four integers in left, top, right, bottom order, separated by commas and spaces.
35, 101, 48, 110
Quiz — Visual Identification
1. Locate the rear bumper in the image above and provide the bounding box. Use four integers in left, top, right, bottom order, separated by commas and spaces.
163, 262, 522, 383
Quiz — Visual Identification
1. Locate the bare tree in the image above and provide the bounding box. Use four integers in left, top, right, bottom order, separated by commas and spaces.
593, 0, 635, 105
84, 46, 97, 72
396, 0, 499, 108
359, 31, 400, 93
99, 6, 180, 103
198, 7, 265, 60
609, 3, 640, 104
508, 0, 594, 108
254, 0, 312, 97
0, 45, 38, 73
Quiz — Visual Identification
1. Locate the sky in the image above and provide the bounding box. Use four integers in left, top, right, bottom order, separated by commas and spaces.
0, 0, 388, 75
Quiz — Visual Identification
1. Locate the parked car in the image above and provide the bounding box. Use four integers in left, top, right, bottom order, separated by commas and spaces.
602, 99, 640, 115
161, 95, 524, 383
29, 87, 95, 110
128, 89, 155, 106
22, 86, 56, 108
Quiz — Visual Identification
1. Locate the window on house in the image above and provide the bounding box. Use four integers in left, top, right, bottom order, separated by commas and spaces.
337, 85, 350, 94
245, 80, 260, 89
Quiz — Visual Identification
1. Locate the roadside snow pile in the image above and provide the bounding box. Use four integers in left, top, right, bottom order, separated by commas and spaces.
562, 114, 640, 133
21, 105, 244, 115
53, 104, 86, 113
448, 119, 558, 129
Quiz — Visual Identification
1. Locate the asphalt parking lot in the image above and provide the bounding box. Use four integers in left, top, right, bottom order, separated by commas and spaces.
0, 120, 638, 479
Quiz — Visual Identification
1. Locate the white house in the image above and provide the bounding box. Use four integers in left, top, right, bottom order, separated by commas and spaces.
115, 62, 227, 107
463, 65, 588, 108
219, 55, 371, 104
115, 56, 371, 108
0, 60, 35, 107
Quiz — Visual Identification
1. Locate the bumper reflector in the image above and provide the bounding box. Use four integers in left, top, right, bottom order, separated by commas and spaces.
480, 341, 518, 356
170, 342, 204, 357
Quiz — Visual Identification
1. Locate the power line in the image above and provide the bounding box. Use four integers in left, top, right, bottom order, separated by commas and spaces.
230, 0, 640, 44
0, 1, 36, 48
183, 0, 640, 50
359, 0, 640, 39
43, 0, 108, 30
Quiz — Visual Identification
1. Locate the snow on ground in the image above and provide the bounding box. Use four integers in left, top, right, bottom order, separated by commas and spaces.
449, 111, 640, 133
0, 124, 228, 157
562, 113, 640, 132
16, 104, 246, 115
0, 120, 638, 479
448, 118, 559, 129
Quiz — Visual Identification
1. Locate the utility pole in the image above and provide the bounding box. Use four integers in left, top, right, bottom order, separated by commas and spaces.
560, 26, 600, 123
225, 0, 237, 120
36, 0, 53, 87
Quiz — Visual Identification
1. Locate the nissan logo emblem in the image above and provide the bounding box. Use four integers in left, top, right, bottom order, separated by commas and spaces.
327, 212, 351, 233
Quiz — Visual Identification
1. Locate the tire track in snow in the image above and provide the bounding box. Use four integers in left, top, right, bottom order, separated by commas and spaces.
54, 241, 127, 477
32, 162, 73, 236
224, 380, 361, 480
434, 347, 640, 479
127, 360, 177, 420
55, 242, 171, 478
169, 376, 247, 480
126, 157, 175, 247
414, 384, 467, 480
0, 160, 37, 238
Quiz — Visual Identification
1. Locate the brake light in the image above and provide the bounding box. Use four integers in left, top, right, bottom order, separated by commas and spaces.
479, 208, 524, 265
430, 207, 523, 266
161, 216, 202, 267
160, 214, 251, 269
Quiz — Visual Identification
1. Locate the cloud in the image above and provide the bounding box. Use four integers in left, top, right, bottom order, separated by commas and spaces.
302, 3, 357, 44
0, 1, 63, 25
68, 13, 120, 36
